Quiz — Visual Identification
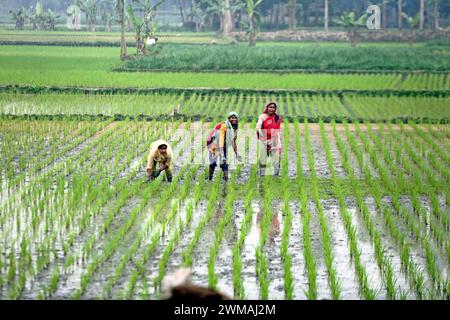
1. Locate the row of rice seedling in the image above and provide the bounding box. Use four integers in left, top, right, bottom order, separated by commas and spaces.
181, 168, 223, 267
312, 120, 377, 299
0, 119, 107, 192
351, 121, 447, 298
387, 122, 449, 254
118, 44, 450, 72
66, 121, 181, 299
343, 95, 450, 122
0, 92, 185, 117
232, 166, 257, 299
330, 120, 403, 299
400, 74, 446, 91
1, 121, 140, 298
70, 121, 185, 299
341, 120, 431, 299
113, 165, 193, 300
0, 120, 177, 299
2, 92, 449, 123
365, 121, 447, 289
207, 165, 240, 290
14, 122, 156, 298
255, 176, 273, 299
280, 124, 294, 299
294, 122, 317, 299
1, 46, 447, 90
310, 122, 342, 299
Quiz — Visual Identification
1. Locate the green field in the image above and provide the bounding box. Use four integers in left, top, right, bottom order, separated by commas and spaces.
116, 43, 450, 72
0, 46, 448, 91
0, 92, 449, 123
0, 34, 449, 301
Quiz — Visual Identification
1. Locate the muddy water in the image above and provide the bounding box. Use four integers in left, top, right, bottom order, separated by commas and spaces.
399, 195, 449, 281
6, 194, 449, 300
380, 196, 438, 296
319, 198, 360, 299
288, 201, 308, 299
188, 199, 226, 293
344, 197, 386, 298
266, 202, 285, 299
307, 200, 332, 299
239, 201, 262, 299
307, 125, 332, 179
364, 196, 413, 299
339, 125, 379, 179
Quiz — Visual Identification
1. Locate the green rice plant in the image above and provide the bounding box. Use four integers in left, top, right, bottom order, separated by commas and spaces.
346, 120, 439, 299
232, 165, 257, 299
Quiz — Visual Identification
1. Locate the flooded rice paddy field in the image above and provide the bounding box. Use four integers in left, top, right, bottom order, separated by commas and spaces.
0, 120, 449, 300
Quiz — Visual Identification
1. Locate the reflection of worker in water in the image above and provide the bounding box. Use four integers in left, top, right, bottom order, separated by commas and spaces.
256, 102, 283, 176
206, 111, 241, 181
146, 139, 173, 182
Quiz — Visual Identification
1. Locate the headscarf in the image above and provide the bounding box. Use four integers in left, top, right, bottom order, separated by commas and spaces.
149, 139, 173, 159
262, 102, 280, 123
224, 111, 239, 146
227, 111, 239, 130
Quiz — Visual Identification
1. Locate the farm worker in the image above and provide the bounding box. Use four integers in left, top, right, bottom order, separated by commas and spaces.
256, 102, 282, 176
206, 111, 241, 181
146, 139, 173, 182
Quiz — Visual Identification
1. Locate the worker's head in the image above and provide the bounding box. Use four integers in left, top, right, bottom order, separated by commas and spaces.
266, 102, 277, 116
228, 111, 239, 129
158, 144, 168, 155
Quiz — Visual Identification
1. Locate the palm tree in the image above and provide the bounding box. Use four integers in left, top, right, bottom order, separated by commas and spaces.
335, 11, 367, 48
419, 0, 425, 30
116, 0, 128, 60
431, 0, 440, 29
288, 0, 296, 30
398, 0, 403, 30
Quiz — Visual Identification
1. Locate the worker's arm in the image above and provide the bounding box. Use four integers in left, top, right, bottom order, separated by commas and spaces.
146, 150, 155, 177
256, 115, 266, 140
233, 134, 242, 162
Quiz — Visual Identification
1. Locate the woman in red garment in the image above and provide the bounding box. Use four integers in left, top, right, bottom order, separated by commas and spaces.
256, 102, 282, 176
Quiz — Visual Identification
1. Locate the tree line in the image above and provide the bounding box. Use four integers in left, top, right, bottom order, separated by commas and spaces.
6, 0, 450, 33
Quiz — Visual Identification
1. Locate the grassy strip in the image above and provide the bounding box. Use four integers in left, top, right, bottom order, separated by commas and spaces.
1, 85, 448, 98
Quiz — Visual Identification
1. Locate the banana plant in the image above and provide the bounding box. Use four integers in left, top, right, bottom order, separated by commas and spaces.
335, 11, 368, 48
77, 0, 99, 32
127, 0, 166, 56
30, 2, 45, 30
190, 0, 208, 32
99, 0, 115, 32
44, 9, 59, 31
244, 0, 262, 46
402, 12, 420, 48
9, 7, 27, 30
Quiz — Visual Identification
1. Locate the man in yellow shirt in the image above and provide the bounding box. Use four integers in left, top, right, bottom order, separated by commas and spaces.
146, 139, 173, 182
